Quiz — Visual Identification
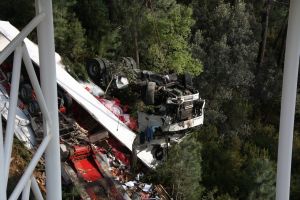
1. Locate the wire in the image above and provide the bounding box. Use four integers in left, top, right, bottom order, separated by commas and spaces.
104, 76, 114, 95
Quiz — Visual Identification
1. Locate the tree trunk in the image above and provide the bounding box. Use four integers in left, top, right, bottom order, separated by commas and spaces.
134, 26, 140, 66
257, 0, 272, 70
254, 0, 272, 101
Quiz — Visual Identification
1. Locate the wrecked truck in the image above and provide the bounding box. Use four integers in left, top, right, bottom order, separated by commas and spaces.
85, 57, 205, 164
86, 57, 205, 134
0, 21, 184, 199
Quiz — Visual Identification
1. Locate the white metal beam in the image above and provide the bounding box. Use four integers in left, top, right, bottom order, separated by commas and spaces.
0, 116, 5, 200
0, 13, 45, 65
9, 135, 51, 200
276, 0, 300, 199
3, 46, 22, 188
21, 180, 31, 200
31, 176, 44, 200
36, 0, 62, 199
22, 46, 52, 128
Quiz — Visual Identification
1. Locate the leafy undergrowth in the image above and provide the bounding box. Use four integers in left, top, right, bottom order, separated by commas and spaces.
8, 138, 45, 197
62, 185, 81, 200
8, 137, 80, 199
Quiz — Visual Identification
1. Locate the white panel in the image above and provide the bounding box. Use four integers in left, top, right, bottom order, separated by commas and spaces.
0, 34, 9, 52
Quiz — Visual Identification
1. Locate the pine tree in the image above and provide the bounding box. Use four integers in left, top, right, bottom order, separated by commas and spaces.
111, 0, 202, 75
192, 1, 258, 133
53, 0, 87, 79
240, 144, 276, 200
74, 0, 113, 57
142, 0, 202, 74
0, 0, 34, 29
155, 135, 204, 200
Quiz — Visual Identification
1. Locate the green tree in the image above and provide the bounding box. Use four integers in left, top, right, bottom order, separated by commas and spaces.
155, 135, 204, 200
111, 0, 202, 75
198, 127, 244, 197
53, 0, 87, 79
197, 125, 276, 199
109, 0, 146, 63
291, 130, 300, 199
74, 0, 114, 57
0, 0, 34, 29
192, 1, 258, 133
240, 144, 276, 200
142, 0, 202, 74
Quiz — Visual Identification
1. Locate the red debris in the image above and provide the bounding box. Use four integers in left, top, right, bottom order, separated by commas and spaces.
69, 146, 103, 182
84, 86, 138, 131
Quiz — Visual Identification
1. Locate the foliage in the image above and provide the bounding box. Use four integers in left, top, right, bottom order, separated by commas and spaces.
53, 0, 87, 80
196, 125, 276, 200
192, 1, 258, 134
62, 185, 81, 200
0, 0, 34, 29
1, 0, 299, 199
74, 0, 113, 57
111, 0, 202, 75
142, 0, 202, 74
154, 134, 204, 200
240, 144, 276, 200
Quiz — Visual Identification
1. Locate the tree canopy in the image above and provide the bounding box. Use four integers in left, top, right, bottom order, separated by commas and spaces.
1, 0, 298, 199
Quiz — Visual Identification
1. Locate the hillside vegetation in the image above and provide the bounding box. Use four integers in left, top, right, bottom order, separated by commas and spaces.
1, 0, 299, 199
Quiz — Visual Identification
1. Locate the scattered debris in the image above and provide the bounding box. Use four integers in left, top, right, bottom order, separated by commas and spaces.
0, 25, 205, 199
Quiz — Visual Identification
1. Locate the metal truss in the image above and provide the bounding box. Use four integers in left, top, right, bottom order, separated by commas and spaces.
0, 0, 61, 199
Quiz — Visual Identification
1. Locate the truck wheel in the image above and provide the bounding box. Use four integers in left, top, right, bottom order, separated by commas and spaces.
28, 100, 40, 115
86, 58, 108, 80
121, 57, 137, 69
153, 145, 164, 161
87, 62, 100, 78
10, 73, 25, 84
121, 57, 130, 68
126, 57, 137, 69
63, 94, 73, 112
184, 73, 193, 88
145, 82, 156, 105
60, 144, 70, 162
58, 90, 73, 112
19, 83, 32, 103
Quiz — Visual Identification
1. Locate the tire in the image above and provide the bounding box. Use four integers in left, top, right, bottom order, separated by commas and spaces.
28, 100, 40, 115
184, 73, 193, 88
121, 57, 137, 69
88, 63, 100, 78
86, 58, 107, 80
121, 57, 130, 68
58, 90, 73, 112
126, 57, 137, 69
153, 145, 164, 161
145, 81, 156, 105
63, 94, 73, 112
19, 83, 32, 103
8, 73, 25, 84
60, 144, 70, 162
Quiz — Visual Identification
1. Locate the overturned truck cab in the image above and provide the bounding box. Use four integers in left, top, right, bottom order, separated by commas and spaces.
86, 57, 205, 132
138, 98, 205, 133
86, 57, 206, 164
